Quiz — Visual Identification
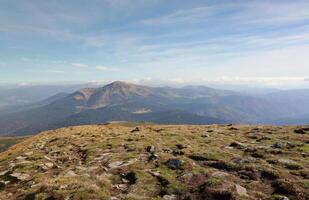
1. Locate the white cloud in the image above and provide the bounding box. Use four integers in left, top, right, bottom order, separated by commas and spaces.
95, 65, 108, 71
142, 1, 309, 26
71, 63, 88, 68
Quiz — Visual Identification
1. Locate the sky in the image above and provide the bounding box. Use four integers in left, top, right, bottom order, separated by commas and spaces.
1, 0, 309, 88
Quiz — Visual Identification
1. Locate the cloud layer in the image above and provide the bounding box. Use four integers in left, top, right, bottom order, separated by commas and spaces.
0, 0, 309, 88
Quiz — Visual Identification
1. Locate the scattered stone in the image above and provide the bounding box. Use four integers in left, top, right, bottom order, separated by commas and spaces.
45, 162, 54, 168
272, 141, 295, 149
0, 170, 10, 176
131, 127, 140, 133
16, 156, 26, 160
9, 173, 31, 181
16, 160, 32, 165
121, 171, 137, 185
113, 184, 128, 192
278, 159, 297, 165
256, 136, 272, 142
278, 197, 289, 200
294, 128, 309, 134
44, 156, 53, 161
165, 159, 183, 170
201, 134, 210, 138
212, 171, 230, 178
24, 151, 33, 156
64, 170, 77, 177
146, 145, 155, 153
229, 142, 246, 149
162, 148, 172, 153
148, 153, 158, 161
163, 194, 177, 200
108, 159, 137, 169
171, 149, 184, 156
235, 184, 248, 196
123, 144, 135, 152
147, 170, 160, 177
175, 144, 186, 149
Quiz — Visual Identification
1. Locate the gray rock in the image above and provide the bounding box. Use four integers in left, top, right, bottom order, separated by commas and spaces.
163, 194, 177, 200
9, 173, 31, 181
165, 159, 183, 170
272, 141, 294, 149
108, 159, 137, 169
16, 156, 26, 160
24, 151, 33, 156
235, 184, 248, 196
0, 170, 9, 176
278, 159, 297, 165
113, 184, 128, 192
65, 170, 77, 177
212, 171, 230, 178
45, 162, 54, 168
147, 170, 160, 177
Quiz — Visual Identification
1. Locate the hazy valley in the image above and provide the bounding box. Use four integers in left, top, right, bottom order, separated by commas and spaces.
1, 81, 309, 136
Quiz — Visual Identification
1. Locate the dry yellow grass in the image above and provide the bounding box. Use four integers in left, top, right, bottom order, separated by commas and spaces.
0, 124, 308, 200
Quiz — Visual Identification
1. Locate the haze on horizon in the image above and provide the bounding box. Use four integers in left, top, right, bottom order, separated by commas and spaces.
1, 0, 309, 89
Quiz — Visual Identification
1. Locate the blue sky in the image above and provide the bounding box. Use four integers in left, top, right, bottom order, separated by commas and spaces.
1, 0, 309, 88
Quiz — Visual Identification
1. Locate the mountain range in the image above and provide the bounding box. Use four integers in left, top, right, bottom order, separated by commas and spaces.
0, 81, 309, 136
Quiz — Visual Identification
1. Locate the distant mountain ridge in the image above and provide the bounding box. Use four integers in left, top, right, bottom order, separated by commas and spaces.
0, 81, 307, 136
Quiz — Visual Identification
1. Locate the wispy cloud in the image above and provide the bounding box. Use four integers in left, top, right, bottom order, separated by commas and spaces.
95, 65, 108, 71
71, 63, 88, 68
1, 0, 309, 87
141, 1, 309, 26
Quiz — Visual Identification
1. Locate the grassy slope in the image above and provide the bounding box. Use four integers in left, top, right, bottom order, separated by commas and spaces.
0, 136, 29, 153
0, 124, 308, 200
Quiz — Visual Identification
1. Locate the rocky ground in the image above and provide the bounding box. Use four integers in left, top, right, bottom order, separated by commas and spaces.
0, 124, 308, 200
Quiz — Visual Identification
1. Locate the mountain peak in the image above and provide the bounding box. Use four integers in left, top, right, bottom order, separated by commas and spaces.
106, 81, 133, 88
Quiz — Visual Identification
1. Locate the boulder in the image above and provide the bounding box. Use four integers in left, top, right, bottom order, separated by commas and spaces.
294, 128, 309, 134
165, 159, 183, 170
272, 141, 295, 149
9, 173, 31, 181
108, 159, 137, 169
235, 184, 248, 196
